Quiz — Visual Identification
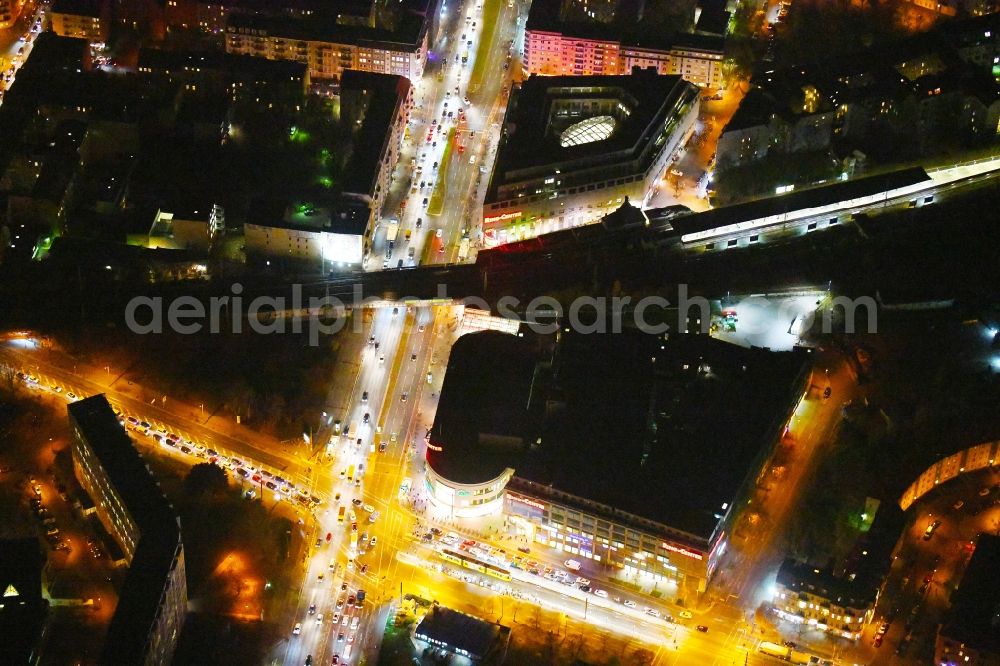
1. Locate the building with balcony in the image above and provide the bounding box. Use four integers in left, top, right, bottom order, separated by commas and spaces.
244, 195, 370, 266
428, 329, 810, 599
716, 33, 1000, 171
773, 560, 875, 641
68, 395, 187, 666
524, 0, 726, 88
482, 69, 698, 246
772, 503, 901, 641
49, 0, 108, 42
164, 0, 376, 35
137, 47, 309, 109
340, 69, 412, 235
224, 11, 428, 84
0, 0, 24, 29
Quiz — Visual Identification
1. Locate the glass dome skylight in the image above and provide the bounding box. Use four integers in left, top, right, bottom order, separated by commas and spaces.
559, 115, 616, 147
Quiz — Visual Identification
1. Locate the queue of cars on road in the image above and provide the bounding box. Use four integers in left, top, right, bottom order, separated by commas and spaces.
14, 369, 321, 509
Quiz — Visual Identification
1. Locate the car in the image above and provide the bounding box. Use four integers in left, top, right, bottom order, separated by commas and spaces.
644, 608, 660, 618
873, 635, 884, 648
316, 614, 324, 624
332, 612, 341, 625
696, 625, 709, 632
579, 585, 591, 593
337, 632, 345, 642
309, 603, 316, 615
347, 595, 356, 606
361, 564, 368, 574
923, 520, 942, 541
953, 500, 965, 511
293, 623, 302, 635
575, 577, 590, 586
332, 656, 340, 665
318, 572, 324, 582
66, 392, 77, 400
678, 610, 693, 619
52, 386, 61, 393
379, 355, 385, 364
305, 656, 313, 666
362, 391, 368, 402
352, 498, 363, 506
363, 412, 370, 424
336, 596, 346, 609
593, 589, 608, 598
979, 486, 992, 497
401, 392, 408, 402
464, 97, 471, 106
341, 614, 349, 626
368, 511, 379, 523
370, 536, 377, 547
362, 503, 375, 513
564, 559, 581, 571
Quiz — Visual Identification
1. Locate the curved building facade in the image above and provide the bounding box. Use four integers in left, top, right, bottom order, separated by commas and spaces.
424, 459, 513, 518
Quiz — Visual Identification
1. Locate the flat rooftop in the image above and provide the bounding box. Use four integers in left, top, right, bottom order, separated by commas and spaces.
341, 70, 410, 199
68, 395, 183, 665
776, 559, 876, 611
226, 12, 426, 51
430, 330, 810, 540
487, 71, 695, 198
940, 533, 1000, 655
414, 606, 507, 660
248, 197, 370, 235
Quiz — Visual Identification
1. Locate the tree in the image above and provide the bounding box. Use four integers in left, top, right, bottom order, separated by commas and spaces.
184, 462, 228, 497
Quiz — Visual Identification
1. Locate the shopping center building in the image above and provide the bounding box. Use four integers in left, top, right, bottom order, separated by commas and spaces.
481, 69, 699, 246
426, 329, 810, 597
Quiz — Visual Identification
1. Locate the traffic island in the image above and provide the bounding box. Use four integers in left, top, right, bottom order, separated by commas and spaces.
467, 0, 503, 93
425, 128, 456, 217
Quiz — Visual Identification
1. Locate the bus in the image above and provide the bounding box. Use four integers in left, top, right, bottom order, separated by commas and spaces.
347, 465, 355, 482
338, 506, 346, 523
438, 548, 512, 581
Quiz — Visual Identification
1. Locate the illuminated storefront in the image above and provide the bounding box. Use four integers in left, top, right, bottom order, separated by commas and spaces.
424, 458, 513, 519
504, 486, 718, 595
482, 71, 700, 247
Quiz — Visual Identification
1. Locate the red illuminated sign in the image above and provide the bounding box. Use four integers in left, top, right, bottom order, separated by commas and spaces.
662, 542, 704, 560
508, 494, 546, 511
484, 211, 522, 224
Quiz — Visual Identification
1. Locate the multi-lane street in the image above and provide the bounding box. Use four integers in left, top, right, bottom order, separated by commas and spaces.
3, 293, 860, 666
369, 0, 523, 273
